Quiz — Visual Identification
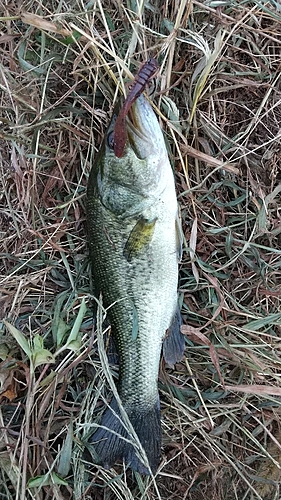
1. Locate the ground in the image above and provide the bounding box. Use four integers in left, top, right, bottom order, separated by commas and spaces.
0, 1, 281, 499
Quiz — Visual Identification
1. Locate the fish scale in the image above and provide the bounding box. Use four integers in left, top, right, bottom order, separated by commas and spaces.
86, 93, 185, 474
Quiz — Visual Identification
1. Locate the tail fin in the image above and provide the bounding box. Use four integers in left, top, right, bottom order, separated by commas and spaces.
89, 398, 161, 474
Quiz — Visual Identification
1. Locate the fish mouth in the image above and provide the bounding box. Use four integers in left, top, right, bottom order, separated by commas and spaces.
126, 95, 158, 159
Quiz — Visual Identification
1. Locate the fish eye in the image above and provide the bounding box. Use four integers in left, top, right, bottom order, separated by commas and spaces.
147, 78, 156, 96
107, 131, 115, 149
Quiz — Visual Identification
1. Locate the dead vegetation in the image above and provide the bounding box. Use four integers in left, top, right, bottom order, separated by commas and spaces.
0, 0, 281, 499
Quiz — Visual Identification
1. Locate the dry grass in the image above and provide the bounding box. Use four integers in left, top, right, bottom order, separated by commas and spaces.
1, 0, 281, 498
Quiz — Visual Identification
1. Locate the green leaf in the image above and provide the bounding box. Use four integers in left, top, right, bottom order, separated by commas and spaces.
245, 314, 281, 331
3, 320, 31, 358
64, 338, 81, 352
0, 343, 9, 360
55, 298, 86, 355
31, 335, 55, 368
190, 30, 225, 122
66, 298, 86, 346
33, 348, 56, 368
58, 422, 73, 477
61, 30, 81, 45
39, 370, 57, 387
27, 472, 68, 488
161, 96, 182, 134
52, 291, 70, 346
161, 18, 174, 33
104, 12, 115, 32
17, 41, 45, 75
33, 334, 44, 350
55, 317, 70, 347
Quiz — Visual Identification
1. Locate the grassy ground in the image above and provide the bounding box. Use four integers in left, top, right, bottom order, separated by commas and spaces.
1, 0, 281, 498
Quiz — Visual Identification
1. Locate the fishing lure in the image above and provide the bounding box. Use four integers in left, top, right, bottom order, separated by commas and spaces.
114, 57, 159, 158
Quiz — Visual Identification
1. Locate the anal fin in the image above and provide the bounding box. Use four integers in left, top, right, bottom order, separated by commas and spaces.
163, 306, 185, 365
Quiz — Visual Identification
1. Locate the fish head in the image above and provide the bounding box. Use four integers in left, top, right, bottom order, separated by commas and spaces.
91, 94, 172, 217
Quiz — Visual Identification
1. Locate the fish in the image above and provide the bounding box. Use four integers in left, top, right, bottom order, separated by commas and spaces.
86, 92, 185, 474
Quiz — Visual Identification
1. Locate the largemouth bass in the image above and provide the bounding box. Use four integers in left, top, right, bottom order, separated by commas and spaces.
87, 93, 184, 474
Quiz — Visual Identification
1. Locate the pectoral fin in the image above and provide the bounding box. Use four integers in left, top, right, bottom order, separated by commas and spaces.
124, 216, 157, 262
131, 299, 139, 341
